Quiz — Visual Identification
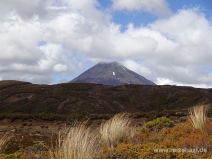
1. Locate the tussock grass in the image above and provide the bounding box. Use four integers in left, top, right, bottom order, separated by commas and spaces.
99, 113, 134, 149
0, 134, 10, 151
189, 105, 208, 131
49, 122, 100, 159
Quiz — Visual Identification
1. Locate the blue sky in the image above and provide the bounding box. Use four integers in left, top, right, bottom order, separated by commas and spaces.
0, 0, 212, 88
98, 0, 212, 28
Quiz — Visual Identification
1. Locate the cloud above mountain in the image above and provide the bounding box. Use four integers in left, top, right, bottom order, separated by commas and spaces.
0, 0, 212, 87
112, 0, 171, 17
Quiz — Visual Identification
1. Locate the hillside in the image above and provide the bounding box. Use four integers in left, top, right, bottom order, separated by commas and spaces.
0, 80, 212, 119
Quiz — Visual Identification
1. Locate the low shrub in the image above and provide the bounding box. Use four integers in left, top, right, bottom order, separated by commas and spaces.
144, 117, 174, 131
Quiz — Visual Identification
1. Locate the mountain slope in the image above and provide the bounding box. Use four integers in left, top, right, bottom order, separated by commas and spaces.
0, 81, 211, 119
71, 62, 155, 86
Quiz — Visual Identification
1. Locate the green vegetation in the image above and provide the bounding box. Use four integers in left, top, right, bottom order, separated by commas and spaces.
0, 113, 211, 159
0, 105, 211, 159
144, 117, 175, 131
1, 151, 23, 159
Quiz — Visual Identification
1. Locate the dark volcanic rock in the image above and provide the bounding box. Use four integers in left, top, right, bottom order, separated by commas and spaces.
71, 62, 155, 86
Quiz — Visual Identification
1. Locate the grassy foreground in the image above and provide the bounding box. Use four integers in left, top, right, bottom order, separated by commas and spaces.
0, 106, 211, 159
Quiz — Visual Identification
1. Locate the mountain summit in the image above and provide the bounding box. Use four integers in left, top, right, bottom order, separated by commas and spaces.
71, 62, 155, 86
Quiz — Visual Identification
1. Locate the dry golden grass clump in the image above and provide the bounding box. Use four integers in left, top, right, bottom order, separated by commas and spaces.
189, 105, 208, 131
49, 122, 100, 159
0, 134, 11, 152
50, 114, 134, 159
99, 113, 134, 149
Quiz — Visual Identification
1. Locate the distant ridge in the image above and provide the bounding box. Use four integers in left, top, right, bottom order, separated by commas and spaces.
0, 81, 212, 118
71, 62, 155, 86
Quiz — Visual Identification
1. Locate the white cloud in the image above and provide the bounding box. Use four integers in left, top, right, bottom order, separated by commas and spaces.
0, 14, 42, 63
0, 14, 75, 83
156, 78, 212, 88
53, 64, 68, 72
0, 1, 212, 88
122, 60, 152, 77
112, 0, 171, 17
0, 0, 51, 19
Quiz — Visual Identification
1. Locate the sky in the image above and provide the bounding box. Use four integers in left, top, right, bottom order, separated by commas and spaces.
0, 0, 212, 88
